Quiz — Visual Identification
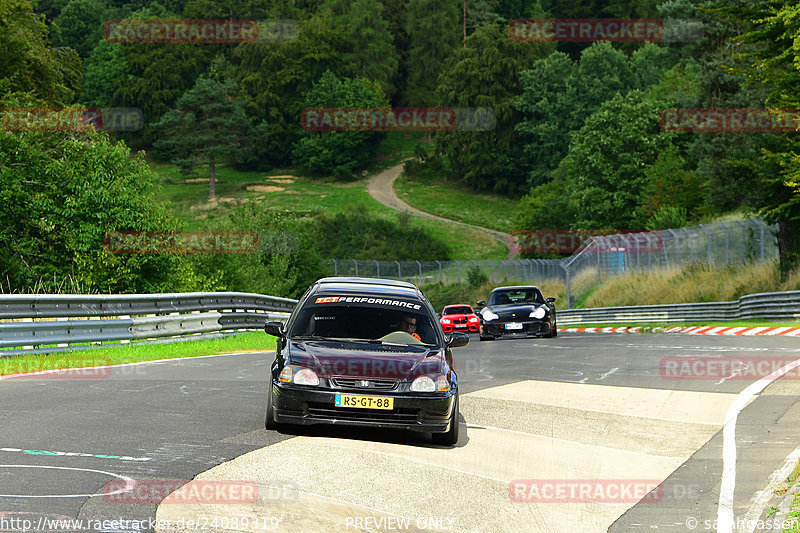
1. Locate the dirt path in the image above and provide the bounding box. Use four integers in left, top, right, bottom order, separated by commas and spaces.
367, 162, 517, 259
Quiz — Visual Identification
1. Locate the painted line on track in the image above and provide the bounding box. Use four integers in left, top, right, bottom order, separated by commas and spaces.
0, 465, 132, 498
716, 357, 800, 533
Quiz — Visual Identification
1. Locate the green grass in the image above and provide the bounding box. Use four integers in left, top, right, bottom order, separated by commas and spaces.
369, 131, 429, 171
0, 331, 276, 376
393, 175, 519, 233
150, 161, 508, 260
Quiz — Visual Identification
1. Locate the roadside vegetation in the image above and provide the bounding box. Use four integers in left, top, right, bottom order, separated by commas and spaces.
0, 332, 276, 377
393, 174, 518, 233
421, 260, 800, 314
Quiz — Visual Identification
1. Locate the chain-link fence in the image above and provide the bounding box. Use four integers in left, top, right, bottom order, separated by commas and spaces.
327, 218, 778, 309
326, 258, 565, 286
561, 219, 778, 307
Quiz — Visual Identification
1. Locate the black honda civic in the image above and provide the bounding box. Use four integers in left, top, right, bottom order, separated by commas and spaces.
263, 276, 469, 445
476, 285, 557, 340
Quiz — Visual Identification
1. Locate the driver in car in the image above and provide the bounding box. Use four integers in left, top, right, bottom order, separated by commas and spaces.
398, 315, 422, 341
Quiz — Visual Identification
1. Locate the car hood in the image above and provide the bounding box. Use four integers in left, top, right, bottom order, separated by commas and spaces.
442, 313, 472, 319
288, 339, 444, 380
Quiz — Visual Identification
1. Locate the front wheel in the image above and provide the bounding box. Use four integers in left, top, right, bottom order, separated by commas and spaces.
432, 395, 459, 446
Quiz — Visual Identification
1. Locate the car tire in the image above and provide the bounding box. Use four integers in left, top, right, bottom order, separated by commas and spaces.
432, 395, 459, 446
265, 382, 277, 430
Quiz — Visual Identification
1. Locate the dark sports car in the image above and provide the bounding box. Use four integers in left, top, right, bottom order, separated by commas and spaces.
476, 285, 557, 341
263, 277, 468, 445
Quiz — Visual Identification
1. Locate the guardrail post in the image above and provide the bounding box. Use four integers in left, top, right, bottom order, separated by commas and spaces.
489, 262, 493, 281
375, 260, 380, 277
395, 260, 401, 279
756, 219, 767, 260
416, 260, 422, 280
435, 260, 442, 282
457, 261, 462, 284
562, 263, 571, 309
667, 229, 680, 266
596, 237, 602, 284
722, 222, 730, 265
353, 259, 359, 277
699, 224, 712, 267
333, 259, 338, 275
683, 228, 694, 263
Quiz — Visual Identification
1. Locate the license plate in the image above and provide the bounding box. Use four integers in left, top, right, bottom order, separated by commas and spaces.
505, 322, 523, 330
455, 324, 467, 328
335, 394, 393, 410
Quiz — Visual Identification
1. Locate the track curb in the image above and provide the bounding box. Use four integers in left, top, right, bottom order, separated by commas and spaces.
558, 325, 800, 336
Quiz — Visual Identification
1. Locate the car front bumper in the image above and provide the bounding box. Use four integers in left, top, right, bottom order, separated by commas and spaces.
481, 320, 551, 337
271, 383, 456, 433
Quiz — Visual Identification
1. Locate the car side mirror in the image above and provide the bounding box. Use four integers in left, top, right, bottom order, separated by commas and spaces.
476, 300, 486, 307
546, 297, 556, 303
264, 321, 285, 337
447, 332, 469, 348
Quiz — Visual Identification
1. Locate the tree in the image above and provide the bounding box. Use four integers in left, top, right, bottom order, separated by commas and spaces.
0, 127, 208, 293
53, 0, 108, 57
714, 0, 800, 274
403, 0, 460, 106
232, 11, 349, 167
0, 0, 81, 106
564, 91, 674, 229
432, 23, 552, 195
153, 77, 253, 199
320, 0, 400, 98
291, 71, 388, 178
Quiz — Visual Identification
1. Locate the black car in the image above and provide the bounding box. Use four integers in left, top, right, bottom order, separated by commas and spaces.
263, 277, 469, 445
476, 285, 557, 341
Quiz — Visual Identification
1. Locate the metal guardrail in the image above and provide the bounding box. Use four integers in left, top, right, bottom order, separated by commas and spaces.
557, 290, 800, 324
0, 292, 298, 355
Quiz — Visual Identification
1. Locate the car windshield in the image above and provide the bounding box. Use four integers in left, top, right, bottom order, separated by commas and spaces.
288, 303, 437, 345
488, 289, 543, 306
443, 306, 473, 315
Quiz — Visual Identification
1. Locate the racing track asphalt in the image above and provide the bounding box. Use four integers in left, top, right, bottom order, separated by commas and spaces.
2, 334, 800, 532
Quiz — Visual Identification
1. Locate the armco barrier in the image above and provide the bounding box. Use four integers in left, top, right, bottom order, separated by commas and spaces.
557, 290, 800, 325
0, 292, 298, 355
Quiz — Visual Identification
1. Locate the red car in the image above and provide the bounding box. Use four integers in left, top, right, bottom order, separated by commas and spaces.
439, 304, 480, 333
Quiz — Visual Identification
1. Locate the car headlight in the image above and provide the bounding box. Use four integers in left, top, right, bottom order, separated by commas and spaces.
530, 307, 546, 319
482, 309, 499, 321
279, 365, 320, 386
441, 318, 452, 324
411, 374, 449, 392
468, 317, 478, 323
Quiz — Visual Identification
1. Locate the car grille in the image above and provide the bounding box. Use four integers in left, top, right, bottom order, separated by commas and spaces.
307, 403, 419, 423
497, 312, 528, 320
331, 378, 399, 391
